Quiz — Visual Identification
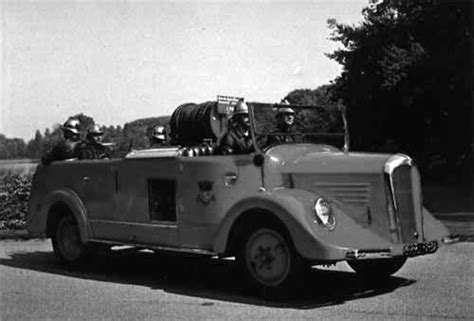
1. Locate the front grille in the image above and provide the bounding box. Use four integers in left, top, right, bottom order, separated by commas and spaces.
391, 165, 417, 243
311, 182, 370, 206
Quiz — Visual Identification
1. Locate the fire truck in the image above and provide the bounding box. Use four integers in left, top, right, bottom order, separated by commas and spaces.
27, 96, 450, 294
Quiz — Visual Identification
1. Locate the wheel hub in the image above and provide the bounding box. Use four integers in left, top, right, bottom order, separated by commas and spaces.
246, 228, 291, 286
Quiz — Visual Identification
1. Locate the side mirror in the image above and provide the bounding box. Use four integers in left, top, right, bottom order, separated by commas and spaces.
253, 154, 265, 167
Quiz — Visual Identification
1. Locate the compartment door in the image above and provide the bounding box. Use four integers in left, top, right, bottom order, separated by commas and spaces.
89, 157, 179, 247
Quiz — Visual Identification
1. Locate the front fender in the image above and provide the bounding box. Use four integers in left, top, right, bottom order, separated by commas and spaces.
44, 189, 91, 243
213, 189, 348, 260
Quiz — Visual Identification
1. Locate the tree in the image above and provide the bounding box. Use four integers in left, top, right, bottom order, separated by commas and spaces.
327, 0, 472, 179
285, 84, 337, 106
26, 130, 43, 159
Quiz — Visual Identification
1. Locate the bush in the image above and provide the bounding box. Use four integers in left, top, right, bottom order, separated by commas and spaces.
0, 174, 32, 230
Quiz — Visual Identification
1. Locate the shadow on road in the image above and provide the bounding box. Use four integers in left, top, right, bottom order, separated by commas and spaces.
0, 247, 415, 309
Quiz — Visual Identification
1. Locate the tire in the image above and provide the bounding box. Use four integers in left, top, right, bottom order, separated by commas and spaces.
236, 224, 304, 296
52, 214, 89, 266
347, 257, 407, 278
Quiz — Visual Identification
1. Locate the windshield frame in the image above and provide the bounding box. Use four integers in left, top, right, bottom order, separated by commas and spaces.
248, 102, 349, 153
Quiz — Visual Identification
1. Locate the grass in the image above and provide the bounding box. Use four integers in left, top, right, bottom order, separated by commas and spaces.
0, 159, 38, 179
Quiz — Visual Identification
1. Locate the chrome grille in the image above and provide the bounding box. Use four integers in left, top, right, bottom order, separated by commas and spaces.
391, 165, 417, 243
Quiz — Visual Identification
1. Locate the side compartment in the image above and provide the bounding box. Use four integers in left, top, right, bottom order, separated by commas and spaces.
89, 157, 180, 247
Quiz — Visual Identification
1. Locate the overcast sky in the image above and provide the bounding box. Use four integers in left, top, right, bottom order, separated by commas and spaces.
1, 0, 367, 141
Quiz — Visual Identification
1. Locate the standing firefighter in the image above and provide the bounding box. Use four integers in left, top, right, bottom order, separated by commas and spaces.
41, 119, 82, 165
78, 124, 109, 159
217, 99, 254, 155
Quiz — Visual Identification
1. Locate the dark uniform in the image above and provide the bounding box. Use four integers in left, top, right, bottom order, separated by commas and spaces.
78, 124, 109, 160
265, 104, 297, 147
77, 141, 109, 160
41, 118, 82, 165
266, 127, 297, 146
41, 139, 81, 165
217, 99, 254, 155
218, 125, 254, 155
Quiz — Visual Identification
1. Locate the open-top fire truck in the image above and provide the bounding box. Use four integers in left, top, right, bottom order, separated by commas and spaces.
27, 96, 450, 294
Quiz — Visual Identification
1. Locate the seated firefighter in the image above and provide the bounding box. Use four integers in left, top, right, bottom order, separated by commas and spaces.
149, 125, 168, 148
265, 100, 296, 146
78, 124, 109, 160
41, 118, 82, 165
217, 99, 254, 155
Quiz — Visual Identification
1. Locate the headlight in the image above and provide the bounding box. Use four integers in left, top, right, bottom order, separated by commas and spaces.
314, 198, 336, 230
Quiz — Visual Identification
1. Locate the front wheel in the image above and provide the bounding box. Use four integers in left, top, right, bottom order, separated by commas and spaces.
347, 257, 407, 278
237, 225, 304, 296
52, 214, 90, 266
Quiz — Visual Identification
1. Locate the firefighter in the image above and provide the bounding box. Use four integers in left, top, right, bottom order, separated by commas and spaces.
41, 118, 82, 165
217, 99, 254, 155
266, 99, 296, 146
78, 124, 109, 159
149, 125, 168, 147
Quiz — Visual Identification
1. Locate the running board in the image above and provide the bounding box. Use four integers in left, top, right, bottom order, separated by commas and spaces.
88, 238, 217, 256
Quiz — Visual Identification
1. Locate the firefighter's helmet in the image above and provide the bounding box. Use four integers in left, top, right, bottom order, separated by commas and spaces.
277, 107, 295, 116
276, 99, 295, 116
231, 99, 249, 118
62, 119, 81, 135
87, 124, 104, 136
151, 125, 166, 141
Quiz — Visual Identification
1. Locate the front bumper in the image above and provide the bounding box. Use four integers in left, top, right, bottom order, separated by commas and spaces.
403, 240, 438, 257
345, 240, 439, 260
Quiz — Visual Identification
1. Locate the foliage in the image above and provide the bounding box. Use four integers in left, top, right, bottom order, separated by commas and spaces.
285, 85, 337, 106
0, 174, 32, 230
0, 135, 27, 159
327, 0, 472, 180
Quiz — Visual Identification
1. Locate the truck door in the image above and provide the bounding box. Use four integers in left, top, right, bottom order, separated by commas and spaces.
89, 157, 179, 247
177, 154, 262, 250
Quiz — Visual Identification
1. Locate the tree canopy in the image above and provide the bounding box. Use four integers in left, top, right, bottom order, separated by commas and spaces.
327, 0, 472, 179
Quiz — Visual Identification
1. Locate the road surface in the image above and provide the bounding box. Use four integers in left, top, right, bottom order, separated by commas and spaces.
0, 239, 472, 320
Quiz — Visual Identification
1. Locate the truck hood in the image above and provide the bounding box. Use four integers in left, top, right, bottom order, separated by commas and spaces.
265, 144, 392, 174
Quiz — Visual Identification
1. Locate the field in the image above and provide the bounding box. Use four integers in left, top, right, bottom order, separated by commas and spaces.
0, 159, 38, 179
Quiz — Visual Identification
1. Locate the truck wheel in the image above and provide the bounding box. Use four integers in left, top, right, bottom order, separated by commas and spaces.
52, 214, 89, 266
347, 257, 407, 278
237, 225, 303, 296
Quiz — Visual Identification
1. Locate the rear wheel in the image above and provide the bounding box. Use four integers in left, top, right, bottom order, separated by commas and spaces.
347, 257, 407, 278
237, 224, 304, 296
52, 214, 89, 266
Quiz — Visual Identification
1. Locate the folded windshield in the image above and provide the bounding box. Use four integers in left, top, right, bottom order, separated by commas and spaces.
250, 103, 346, 150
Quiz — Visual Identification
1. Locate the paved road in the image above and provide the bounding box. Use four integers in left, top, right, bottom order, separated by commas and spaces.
0, 239, 472, 321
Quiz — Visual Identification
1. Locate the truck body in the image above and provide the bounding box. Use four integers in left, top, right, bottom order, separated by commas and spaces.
27, 99, 450, 292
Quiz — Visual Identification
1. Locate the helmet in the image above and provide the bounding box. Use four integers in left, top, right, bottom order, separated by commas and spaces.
277, 107, 295, 115
62, 119, 81, 135
151, 125, 166, 141
87, 124, 103, 136
231, 99, 249, 118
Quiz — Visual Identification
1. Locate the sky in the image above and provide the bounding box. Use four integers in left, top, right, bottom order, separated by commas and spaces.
0, 0, 367, 141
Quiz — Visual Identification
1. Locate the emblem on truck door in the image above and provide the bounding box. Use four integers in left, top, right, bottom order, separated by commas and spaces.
197, 180, 215, 205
